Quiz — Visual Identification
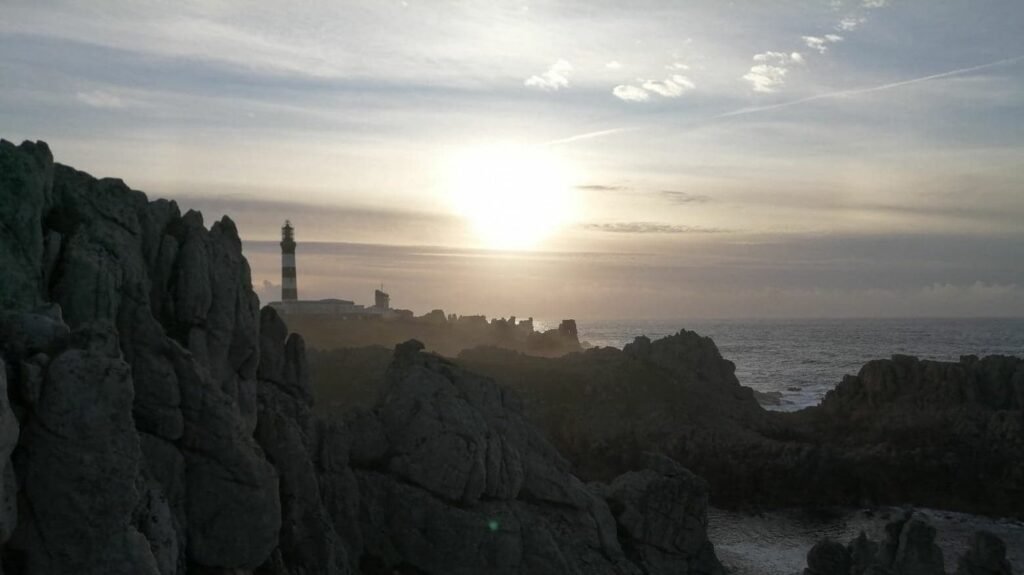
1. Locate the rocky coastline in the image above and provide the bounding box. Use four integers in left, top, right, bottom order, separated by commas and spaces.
0, 139, 1018, 573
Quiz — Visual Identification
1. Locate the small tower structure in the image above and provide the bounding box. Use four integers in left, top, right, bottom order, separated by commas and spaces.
280, 220, 298, 301
374, 284, 390, 310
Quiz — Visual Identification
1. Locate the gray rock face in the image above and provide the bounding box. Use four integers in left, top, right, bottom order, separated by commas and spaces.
349, 344, 721, 575
956, 531, 1012, 575
0, 360, 19, 545
802, 512, 1017, 575
0, 140, 280, 573
602, 454, 724, 575
0, 139, 724, 574
8, 326, 159, 575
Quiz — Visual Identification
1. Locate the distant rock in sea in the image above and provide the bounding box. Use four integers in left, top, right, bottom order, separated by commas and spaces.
801, 510, 1015, 575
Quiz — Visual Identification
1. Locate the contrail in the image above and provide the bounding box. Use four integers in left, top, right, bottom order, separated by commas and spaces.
544, 126, 637, 146
717, 53, 1024, 119
546, 53, 1024, 145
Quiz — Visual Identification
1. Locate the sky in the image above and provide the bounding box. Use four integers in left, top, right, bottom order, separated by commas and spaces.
2, 0, 1023, 320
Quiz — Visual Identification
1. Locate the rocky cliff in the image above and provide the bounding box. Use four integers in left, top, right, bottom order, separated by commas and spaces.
453, 338, 1024, 516
0, 139, 723, 574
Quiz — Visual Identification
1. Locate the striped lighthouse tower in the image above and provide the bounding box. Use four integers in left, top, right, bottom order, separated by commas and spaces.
280, 220, 298, 301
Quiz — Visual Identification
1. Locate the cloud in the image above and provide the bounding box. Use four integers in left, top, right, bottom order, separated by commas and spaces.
577, 184, 628, 192
802, 34, 843, 54
665, 62, 689, 71
76, 90, 125, 108
836, 16, 865, 31
605, 60, 622, 69
613, 74, 695, 102
583, 222, 726, 234
641, 74, 695, 97
662, 191, 711, 204
725, 53, 1024, 118
524, 59, 573, 91
743, 51, 804, 93
862, 0, 887, 7
612, 84, 650, 102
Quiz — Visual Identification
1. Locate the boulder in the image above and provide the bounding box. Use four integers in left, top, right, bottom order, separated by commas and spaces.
603, 453, 724, 575
955, 531, 1012, 575
804, 540, 852, 575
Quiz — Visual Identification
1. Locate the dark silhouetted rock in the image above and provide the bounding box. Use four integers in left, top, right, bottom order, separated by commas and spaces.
802, 513, 978, 575
804, 539, 852, 575
956, 531, 1012, 575
602, 453, 724, 575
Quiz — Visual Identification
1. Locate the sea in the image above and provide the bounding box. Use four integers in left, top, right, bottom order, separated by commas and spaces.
576, 318, 1024, 573
574, 318, 1024, 411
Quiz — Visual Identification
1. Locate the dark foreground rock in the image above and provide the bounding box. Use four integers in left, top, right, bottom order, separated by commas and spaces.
0, 139, 723, 574
802, 511, 1015, 575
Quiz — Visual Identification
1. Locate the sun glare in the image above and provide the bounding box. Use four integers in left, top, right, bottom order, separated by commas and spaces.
447, 144, 574, 250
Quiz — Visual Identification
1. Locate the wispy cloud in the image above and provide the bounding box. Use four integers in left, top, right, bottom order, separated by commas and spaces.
76, 90, 125, 108
836, 16, 865, 31
583, 222, 726, 234
614, 74, 695, 102
743, 51, 804, 92
662, 191, 711, 204
726, 53, 1024, 118
524, 59, 573, 91
605, 60, 622, 70
613, 84, 650, 102
642, 75, 695, 97
577, 184, 628, 192
802, 34, 843, 54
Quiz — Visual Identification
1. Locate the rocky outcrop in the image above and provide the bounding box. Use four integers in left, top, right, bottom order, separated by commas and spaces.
786, 354, 1024, 515
0, 138, 723, 574
956, 531, 1013, 575
452, 338, 1024, 516
349, 340, 723, 575
802, 511, 1015, 575
1, 139, 280, 573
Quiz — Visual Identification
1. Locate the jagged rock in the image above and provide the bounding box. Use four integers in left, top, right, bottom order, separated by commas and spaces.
8, 329, 160, 574
450, 335, 1024, 515
804, 539, 852, 575
849, 531, 881, 575
603, 453, 724, 575
255, 390, 347, 574
0, 359, 19, 544
0, 140, 53, 311
353, 343, 721, 574
803, 513, 964, 575
0, 140, 283, 573
891, 516, 945, 575
955, 531, 1012, 575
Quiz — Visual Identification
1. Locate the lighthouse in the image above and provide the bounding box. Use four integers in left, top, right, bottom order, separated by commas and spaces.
280, 220, 298, 301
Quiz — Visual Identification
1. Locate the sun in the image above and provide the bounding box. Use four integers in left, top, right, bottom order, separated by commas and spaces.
446, 144, 574, 250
